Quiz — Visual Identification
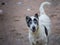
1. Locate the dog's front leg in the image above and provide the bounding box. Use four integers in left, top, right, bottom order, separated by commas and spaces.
32, 42, 36, 45
29, 40, 36, 45
29, 42, 36, 45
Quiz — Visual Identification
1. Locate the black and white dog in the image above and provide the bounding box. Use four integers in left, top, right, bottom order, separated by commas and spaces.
26, 2, 51, 45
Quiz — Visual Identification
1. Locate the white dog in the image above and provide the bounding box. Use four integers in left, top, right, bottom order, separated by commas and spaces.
26, 2, 51, 45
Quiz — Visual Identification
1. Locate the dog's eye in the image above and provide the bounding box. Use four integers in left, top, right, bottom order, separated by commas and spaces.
34, 19, 37, 24
29, 21, 32, 24
34, 21, 37, 24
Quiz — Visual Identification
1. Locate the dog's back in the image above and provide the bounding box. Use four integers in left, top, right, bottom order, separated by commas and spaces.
39, 2, 52, 36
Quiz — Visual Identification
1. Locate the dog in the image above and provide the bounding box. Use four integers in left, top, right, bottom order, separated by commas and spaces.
26, 2, 51, 45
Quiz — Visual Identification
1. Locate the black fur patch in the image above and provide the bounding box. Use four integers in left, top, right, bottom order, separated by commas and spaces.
26, 16, 32, 27
33, 18, 38, 25
27, 18, 32, 27
44, 26, 48, 36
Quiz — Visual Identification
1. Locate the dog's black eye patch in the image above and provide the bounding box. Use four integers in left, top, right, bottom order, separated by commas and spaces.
33, 19, 38, 25
26, 16, 32, 27
26, 18, 32, 27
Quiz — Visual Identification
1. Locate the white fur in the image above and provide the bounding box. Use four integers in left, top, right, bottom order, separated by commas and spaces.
28, 2, 51, 45
39, 2, 51, 36
39, 2, 51, 15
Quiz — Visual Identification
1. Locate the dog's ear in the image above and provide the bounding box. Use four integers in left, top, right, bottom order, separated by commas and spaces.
26, 16, 31, 27
26, 16, 30, 22
35, 13, 38, 19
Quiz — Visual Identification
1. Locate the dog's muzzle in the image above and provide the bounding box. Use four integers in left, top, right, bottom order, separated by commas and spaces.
32, 26, 36, 32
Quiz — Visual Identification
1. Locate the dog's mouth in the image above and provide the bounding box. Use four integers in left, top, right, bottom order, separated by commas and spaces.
32, 29, 36, 32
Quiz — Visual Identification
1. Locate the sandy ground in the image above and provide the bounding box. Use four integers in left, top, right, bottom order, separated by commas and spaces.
0, 0, 60, 45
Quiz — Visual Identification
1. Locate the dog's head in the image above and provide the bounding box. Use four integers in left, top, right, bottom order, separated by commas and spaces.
26, 13, 39, 32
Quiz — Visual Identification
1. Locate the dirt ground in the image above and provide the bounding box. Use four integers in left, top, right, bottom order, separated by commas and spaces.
0, 0, 60, 45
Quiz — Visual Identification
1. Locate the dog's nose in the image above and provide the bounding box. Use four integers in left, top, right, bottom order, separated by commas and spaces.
32, 26, 35, 32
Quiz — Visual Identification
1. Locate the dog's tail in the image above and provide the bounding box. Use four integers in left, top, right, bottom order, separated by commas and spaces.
39, 2, 51, 15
